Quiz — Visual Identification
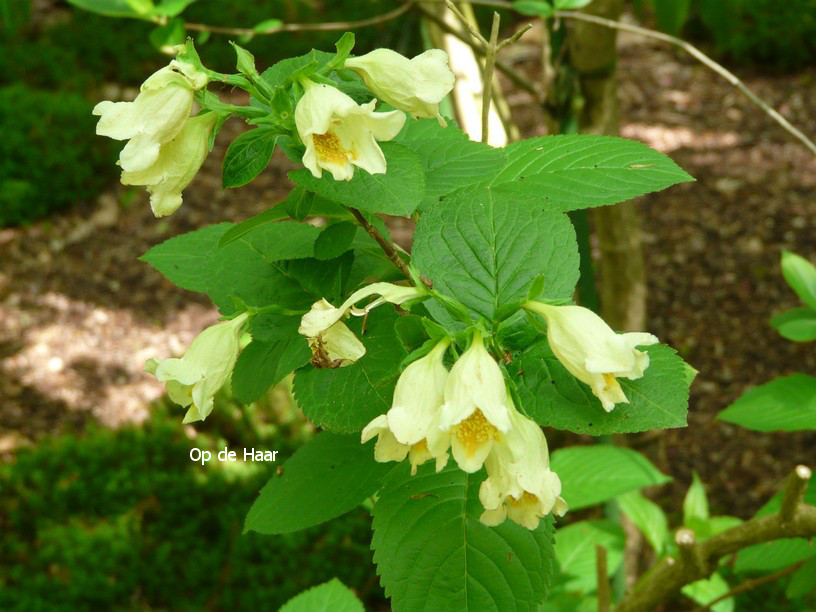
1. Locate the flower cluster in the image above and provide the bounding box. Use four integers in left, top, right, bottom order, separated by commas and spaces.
93, 60, 214, 217
362, 330, 567, 530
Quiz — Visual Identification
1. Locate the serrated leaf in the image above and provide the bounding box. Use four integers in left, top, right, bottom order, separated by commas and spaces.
412, 185, 579, 322
617, 491, 669, 554
554, 520, 624, 592
490, 135, 693, 212
141, 222, 231, 293
232, 333, 311, 404
279, 579, 363, 612
372, 462, 556, 611
683, 471, 710, 526
782, 251, 816, 310
293, 308, 405, 433
735, 539, 815, 573
244, 432, 391, 535
681, 573, 733, 612
400, 135, 507, 210
289, 142, 424, 216
261, 50, 334, 89
718, 373, 816, 432
511, 342, 691, 435
770, 306, 816, 342
314, 221, 358, 260
222, 128, 280, 188
787, 556, 816, 599
550, 446, 670, 510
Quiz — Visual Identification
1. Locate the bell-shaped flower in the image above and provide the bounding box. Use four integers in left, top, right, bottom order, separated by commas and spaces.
437, 331, 512, 473
525, 301, 659, 412
479, 400, 568, 530
299, 282, 427, 340
93, 63, 208, 173
295, 82, 406, 181
145, 312, 248, 423
361, 340, 450, 474
120, 112, 217, 217
345, 48, 455, 125
305, 301, 366, 368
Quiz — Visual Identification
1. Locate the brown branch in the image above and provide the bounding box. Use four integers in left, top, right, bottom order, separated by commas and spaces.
347, 207, 418, 283
782, 465, 812, 522
695, 560, 806, 611
596, 544, 611, 612
183, 1, 414, 36
616, 466, 816, 612
481, 12, 501, 144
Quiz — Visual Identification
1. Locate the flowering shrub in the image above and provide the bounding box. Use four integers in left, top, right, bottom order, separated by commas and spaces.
98, 34, 696, 608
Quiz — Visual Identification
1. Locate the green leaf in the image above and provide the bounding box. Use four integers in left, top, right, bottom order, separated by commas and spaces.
512, 1, 554, 17
782, 251, 816, 310
327, 31, 355, 70
279, 579, 363, 612
617, 490, 669, 553
140, 223, 231, 293
770, 307, 816, 342
244, 432, 392, 534
222, 128, 280, 189
652, 0, 691, 35
412, 185, 579, 321
683, 471, 710, 526
293, 308, 406, 433
399, 134, 507, 210
718, 373, 816, 432
681, 573, 733, 612
688, 515, 741, 541
511, 342, 691, 435
735, 539, 815, 573
290, 142, 424, 217
372, 462, 556, 611
232, 333, 311, 404
66, 0, 147, 18
551, 446, 670, 510
153, 0, 195, 17
554, 520, 625, 592
787, 556, 816, 599
252, 18, 283, 33
261, 50, 334, 89
284, 188, 317, 221
314, 222, 358, 261
554, 0, 591, 8
490, 135, 693, 212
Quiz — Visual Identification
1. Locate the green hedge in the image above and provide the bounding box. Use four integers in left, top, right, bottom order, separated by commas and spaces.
0, 85, 117, 226
0, 408, 383, 610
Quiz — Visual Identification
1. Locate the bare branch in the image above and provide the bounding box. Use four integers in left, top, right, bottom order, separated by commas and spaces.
616, 466, 816, 612
782, 465, 812, 523
481, 12, 501, 144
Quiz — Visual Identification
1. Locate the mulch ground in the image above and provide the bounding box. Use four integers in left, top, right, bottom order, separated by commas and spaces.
2, 24, 815, 520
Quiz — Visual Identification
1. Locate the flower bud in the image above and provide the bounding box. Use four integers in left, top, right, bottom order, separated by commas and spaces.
345, 48, 455, 125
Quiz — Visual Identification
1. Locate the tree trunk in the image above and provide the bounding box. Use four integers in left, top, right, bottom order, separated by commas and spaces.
567, 0, 646, 332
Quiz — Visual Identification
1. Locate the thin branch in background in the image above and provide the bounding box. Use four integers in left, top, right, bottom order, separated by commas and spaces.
443, 0, 488, 45
596, 544, 611, 612
481, 12, 501, 143
182, 1, 415, 37
554, 9, 816, 157
695, 559, 806, 611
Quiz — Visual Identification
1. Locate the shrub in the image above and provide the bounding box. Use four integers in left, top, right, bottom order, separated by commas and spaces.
0, 85, 117, 226
0, 407, 384, 610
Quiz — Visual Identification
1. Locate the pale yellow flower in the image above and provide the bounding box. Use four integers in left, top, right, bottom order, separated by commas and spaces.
525, 302, 659, 412
303, 299, 366, 367
93, 64, 208, 173
361, 340, 451, 474
479, 399, 567, 530
437, 331, 512, 473
295, 82, 405, 181
120, 112, 217, 217
146, 313, 248, 423
345, 48, 455, 125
